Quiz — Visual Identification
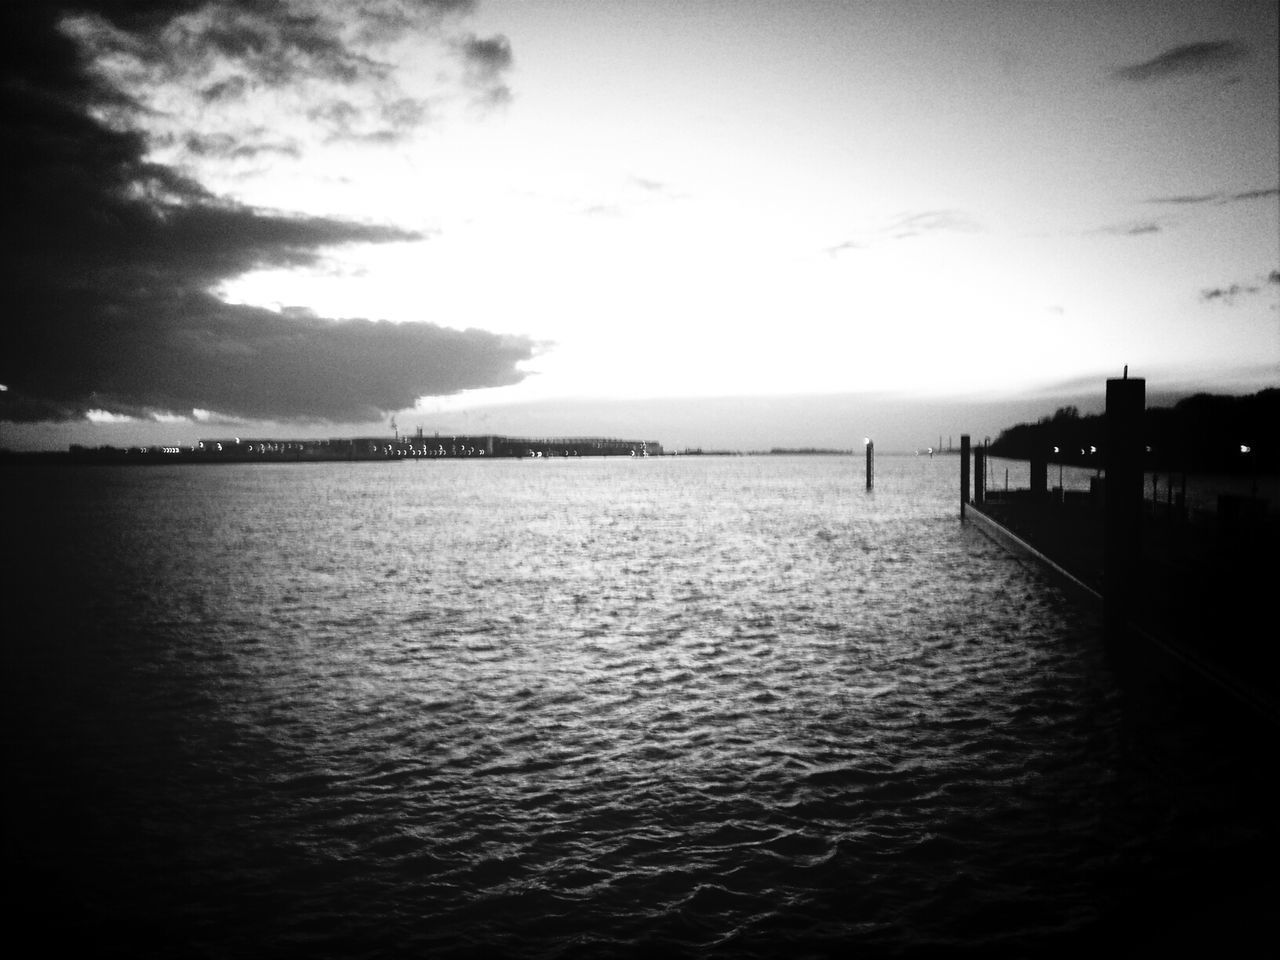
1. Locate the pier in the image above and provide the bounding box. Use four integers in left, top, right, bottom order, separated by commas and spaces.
961, 378, 1280, 727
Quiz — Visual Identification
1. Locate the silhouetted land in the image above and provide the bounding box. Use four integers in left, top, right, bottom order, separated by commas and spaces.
1, 434, 663, 463
989, 388, 1278, 473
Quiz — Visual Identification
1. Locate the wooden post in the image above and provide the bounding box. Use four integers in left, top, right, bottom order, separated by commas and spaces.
974, 443, 985, 506
960, 435, 970, 517
865, 439, 874, 490
1104, 374, 1145, 647
1030, 454, 1047, 497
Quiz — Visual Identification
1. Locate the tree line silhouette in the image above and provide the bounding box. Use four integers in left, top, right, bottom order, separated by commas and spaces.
988, 389, 1277, 473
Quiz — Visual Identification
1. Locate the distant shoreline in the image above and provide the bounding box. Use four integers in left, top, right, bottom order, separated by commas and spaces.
1, 434, 664, 464
0, 447, 941, 463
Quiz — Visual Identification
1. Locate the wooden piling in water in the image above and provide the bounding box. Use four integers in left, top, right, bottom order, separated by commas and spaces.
865, 440, 874, 490
960, 435, 970, 517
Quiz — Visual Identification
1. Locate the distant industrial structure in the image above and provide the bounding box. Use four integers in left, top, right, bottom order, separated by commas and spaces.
68, 430, 662, 463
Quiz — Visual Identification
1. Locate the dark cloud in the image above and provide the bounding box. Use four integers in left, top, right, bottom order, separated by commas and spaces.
3, 289, 535, 423
353, 0, 476, 43
461, 33, 514, 74
1201, 283, 1258, 303
1147, 186, 1280, 205
182, 130, 301, 159
381, 96, 430, 129
1199, 270, 1279, 304
1114, 41, 1249, 82
1146, 192, 1220, 205
1094, 220, 1162, 237
458, 32, 514, 106
200, 75, 250, 102
306, 97, 363, 135
305, 95, 431, 144
1232, 187, 1280, 201
60, 3, 371, 91
66, 1, 473, 91
1, 1, 535, 424
62, 1, 483, 141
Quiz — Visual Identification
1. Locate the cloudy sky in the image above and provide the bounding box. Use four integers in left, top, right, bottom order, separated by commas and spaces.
2, 0, 1277, 452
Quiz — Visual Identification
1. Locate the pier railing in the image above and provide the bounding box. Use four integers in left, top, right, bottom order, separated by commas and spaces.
973, 453, 1276, 528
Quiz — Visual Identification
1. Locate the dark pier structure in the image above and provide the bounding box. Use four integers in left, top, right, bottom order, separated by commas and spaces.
65, 432, 663, 464
959, 374, 1280, 949
960, 375, 1279, 725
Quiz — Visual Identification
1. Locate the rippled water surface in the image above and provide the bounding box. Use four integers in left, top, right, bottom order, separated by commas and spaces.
3, 456, 1274, 957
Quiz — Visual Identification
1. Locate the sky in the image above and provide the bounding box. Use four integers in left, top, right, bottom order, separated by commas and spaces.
2, 0, 1277, 452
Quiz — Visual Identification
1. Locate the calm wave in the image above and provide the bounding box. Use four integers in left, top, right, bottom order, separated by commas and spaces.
3, 456, 1273, 957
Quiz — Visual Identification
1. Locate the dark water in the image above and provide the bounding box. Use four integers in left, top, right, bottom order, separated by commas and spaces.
2, 456, 1274, 957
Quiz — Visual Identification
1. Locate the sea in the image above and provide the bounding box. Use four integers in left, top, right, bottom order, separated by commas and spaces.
2, 454, 1275, 958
